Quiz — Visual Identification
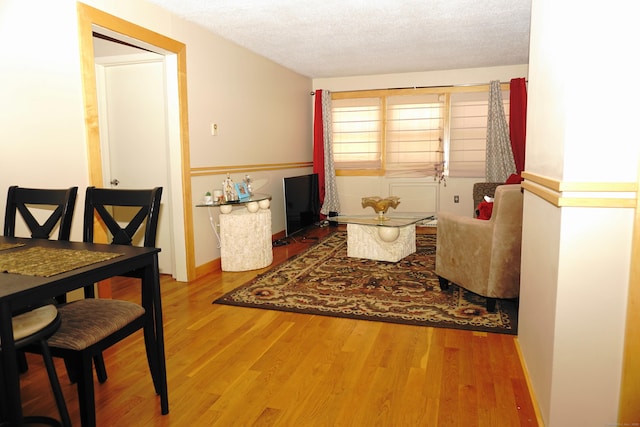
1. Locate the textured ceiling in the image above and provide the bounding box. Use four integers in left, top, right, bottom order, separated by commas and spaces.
144, 0, 532, 78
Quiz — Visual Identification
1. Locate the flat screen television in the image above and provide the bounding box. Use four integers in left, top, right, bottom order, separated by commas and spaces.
283, 173, 321, 237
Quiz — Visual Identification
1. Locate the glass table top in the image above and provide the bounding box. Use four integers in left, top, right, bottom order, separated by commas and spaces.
331, 213, 435, 228
196, 193, 271, 207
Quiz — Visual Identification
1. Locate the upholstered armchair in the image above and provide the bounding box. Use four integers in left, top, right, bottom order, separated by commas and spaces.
435, 184, 523, 311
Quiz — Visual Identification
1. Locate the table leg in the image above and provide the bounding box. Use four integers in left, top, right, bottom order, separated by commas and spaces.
143, 255, 169, 415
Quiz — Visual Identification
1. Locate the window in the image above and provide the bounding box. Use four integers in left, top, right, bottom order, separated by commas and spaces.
385, 94, 443, 176
331, 85, 509, 178
332, 97, 382, 170
448, 90, 510, 177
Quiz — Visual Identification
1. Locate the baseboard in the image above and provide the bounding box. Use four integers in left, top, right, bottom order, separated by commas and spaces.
514, 337, 546, 426
195, 258, 221, 278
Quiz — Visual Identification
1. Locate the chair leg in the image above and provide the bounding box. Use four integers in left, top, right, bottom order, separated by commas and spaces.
437, 275, 449, 290
63, 353, 106, 386
38, 340, 71, 427
93, 354, 108, 383
486, 298, 497, 312
63, 358, 77, 384
75, 353, 97, 427
17, 350, 28, 373
141, 289, 161, 395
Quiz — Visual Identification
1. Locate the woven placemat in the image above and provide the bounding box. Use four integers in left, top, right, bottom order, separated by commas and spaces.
0, 247, 122, 277
0, 242, 25, 251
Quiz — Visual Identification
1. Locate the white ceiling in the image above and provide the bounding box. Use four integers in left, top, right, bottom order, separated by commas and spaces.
143, 0, 532, 78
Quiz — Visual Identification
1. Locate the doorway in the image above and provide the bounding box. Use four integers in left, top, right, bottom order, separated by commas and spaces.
94, 40, 173, 275
77, 3, 194, 281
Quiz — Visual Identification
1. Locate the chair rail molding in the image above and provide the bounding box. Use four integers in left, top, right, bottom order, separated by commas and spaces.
191, 162, 312, 177
521, 171, 637, 208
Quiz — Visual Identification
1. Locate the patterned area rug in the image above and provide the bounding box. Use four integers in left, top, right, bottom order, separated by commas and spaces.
214, 231, 518, 334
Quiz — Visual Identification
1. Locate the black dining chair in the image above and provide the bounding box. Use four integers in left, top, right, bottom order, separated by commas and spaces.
4, 185, 78, 306
26, 186, 163, 427
1, 186, 77, 426
1, 305, 72, 427
4, 186, 78, 242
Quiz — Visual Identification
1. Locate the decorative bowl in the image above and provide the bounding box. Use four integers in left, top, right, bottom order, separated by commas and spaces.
361, 196, 401, 220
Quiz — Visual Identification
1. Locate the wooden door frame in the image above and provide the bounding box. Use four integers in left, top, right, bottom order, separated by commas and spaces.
77, 3, 195, 281
618, 163, 640, 422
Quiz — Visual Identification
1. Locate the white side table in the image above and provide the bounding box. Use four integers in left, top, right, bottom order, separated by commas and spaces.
219, 206, 273, 271
197, 194, 273, 271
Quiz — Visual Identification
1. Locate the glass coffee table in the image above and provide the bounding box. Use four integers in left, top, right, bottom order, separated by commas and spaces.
332, 214, 435, 262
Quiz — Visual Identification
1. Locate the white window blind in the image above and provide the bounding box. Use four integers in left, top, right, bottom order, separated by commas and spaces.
331, 85, 511, 178
331, 97, 381, 169
448, 91, 510, 177
385, 94, 444, 176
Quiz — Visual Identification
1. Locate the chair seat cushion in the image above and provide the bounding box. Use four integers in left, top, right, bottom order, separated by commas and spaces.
6, 304, 58, 342
48, 299, 145, 351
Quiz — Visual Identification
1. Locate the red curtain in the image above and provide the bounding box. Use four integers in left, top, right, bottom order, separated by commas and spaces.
313, 90, 326, 206
509, 78, 527, 174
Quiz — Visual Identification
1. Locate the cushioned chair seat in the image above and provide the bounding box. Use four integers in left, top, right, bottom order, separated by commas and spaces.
10, 304, 59, 341
1, 305, 71, 427
48, 299, 145, 351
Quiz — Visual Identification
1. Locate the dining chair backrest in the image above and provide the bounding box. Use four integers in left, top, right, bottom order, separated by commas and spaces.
4, 186, 78, 241
83, 186, 163, 248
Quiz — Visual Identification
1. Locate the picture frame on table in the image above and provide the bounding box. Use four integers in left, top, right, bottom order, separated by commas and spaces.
223, 176, 237, 202
235, 182, 250, 200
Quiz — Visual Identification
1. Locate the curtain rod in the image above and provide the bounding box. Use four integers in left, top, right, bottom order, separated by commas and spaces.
310, 79, 527, 95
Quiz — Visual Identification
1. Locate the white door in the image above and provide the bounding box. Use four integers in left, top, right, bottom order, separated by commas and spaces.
96, 59, 173, 275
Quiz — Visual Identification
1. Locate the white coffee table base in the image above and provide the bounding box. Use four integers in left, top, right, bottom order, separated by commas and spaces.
220, 208, 273, 271
346, 223, 416, 262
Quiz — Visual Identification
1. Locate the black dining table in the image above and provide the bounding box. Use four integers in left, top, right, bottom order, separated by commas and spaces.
0, 236, 169, 425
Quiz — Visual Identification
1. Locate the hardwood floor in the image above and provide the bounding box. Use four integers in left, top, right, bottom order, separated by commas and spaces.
20, 225, 540, 426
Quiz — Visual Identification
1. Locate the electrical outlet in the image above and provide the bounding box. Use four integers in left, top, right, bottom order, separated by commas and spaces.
454, 195, 459, 203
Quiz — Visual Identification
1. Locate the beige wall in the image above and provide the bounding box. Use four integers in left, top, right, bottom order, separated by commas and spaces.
0, 0, 89, 239
313, 64, 528, 92
0, 0, 312, 270
520, 0, 639, 425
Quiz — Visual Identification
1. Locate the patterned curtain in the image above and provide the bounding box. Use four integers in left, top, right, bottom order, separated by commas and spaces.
486, 80, 516, 181
320, 90, 340, 215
